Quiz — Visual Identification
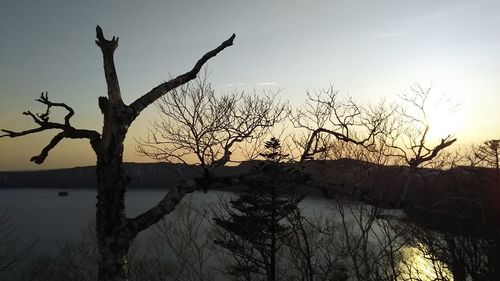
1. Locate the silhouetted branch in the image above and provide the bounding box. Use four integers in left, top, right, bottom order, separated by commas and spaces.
125, 174, 240, 236
30, 132, 65, 164
300, 127, 369, 162
408, 136, 457, 167
474, 139, 500, 170
292, 87, 391, 162
377, 84, 458, 168
0, 92, 101, 163
126, 179, 200, 238
129, 33, 236, 117
95, 26, 122, 105
126, 174, 246, 237
1, 127, 46, 138
126, 163, 306, 238
137, 74, 286, 169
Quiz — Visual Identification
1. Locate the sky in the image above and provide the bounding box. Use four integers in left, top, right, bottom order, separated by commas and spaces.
1, 0, 499, 171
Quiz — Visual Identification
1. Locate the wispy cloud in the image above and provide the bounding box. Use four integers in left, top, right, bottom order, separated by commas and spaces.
372, 32, 405, 39
222, 83, 245, 88
255, 82, 276, 86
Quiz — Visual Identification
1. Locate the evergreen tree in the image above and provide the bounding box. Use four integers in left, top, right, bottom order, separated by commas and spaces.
259, 137, 289, 163
476, 139, 500, 171
213, 138, 303, 281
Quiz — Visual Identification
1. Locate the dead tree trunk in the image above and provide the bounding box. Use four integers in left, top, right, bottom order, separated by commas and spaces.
1, 26, 235, 281
95, 26, 235, 281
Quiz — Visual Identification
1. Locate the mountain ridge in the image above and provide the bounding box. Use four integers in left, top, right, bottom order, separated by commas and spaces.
1, 159, 496, 207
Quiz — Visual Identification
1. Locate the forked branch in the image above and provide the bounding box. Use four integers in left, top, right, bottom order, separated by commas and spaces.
293, 88, 390, 162
378, 84, 458, 168
0, 92, 101, 163
36, 92, 75, 126
95, 25, 122, 105
137, 75, 285, 169
408, 136, 457, 167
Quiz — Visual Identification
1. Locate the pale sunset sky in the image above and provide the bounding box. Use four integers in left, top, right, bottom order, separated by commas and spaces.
1, 0, 499, 171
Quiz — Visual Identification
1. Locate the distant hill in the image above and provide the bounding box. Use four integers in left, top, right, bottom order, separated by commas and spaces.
0, 161, 257, 189
0, 163, 195, 189
0, 159, 375, 189
0, 160, 496, 209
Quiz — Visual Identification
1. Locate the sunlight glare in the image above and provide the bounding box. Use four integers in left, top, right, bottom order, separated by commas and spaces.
425, 83, 466, 142
401, 245, 452, 281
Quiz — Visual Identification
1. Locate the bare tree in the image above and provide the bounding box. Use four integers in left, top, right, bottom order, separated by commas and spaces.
401, 219, 500, 281
0, 26, 235, 281
137, 196, 217, 281
136, 72, 287, 174
378, 84, 457, 169
294, 84, 457, 168
0, 210, 36, 276
366, 84, 458, 205
335, 200, 408, 281
291, 86, 392, 162
284, 208, 349, 281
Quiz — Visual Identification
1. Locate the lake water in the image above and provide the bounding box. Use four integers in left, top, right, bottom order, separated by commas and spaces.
0, 188, 335, 254
0, 188, 447, 281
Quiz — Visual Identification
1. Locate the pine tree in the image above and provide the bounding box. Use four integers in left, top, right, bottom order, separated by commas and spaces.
259, 137, 289, 163
213, 138, 303, 281
476, 139, 500, 171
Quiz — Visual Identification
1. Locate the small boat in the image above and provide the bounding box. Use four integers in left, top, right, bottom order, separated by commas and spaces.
57, 191, 69, 197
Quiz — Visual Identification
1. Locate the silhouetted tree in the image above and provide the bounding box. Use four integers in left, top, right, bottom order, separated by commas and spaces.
141, 196, 217, 281
136, 72, 286, 177
403, 219, 500, 281
475, 139, 500, 199
213, 138, 304, 281
291, 87, 392, 162
475, 139, 500, 171
0, 26, 235, 281
379, 84, 457, 169
292, 84, 457, 168
259, 137, 289, 163
368, 84, 458, 206
284, 207, 350, 281
473, 139, 500, 278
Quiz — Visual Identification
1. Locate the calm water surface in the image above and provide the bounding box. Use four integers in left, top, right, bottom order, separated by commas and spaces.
0, 188, 446, 281
0, 188, 332, 254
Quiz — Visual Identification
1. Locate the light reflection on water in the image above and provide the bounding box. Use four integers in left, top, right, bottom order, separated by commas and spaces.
0, 188, 452, 280
400, 245, 452, 281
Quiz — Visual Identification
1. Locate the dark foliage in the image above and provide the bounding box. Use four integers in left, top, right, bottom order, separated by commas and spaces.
213, 138, 306, 281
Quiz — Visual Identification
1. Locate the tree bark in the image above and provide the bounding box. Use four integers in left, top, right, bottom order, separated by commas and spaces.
92, 26, 235, 281
95, 122, 130, 280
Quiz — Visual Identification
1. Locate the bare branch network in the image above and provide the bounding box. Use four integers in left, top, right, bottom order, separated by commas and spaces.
1, 92, 101, 164
378, 84, 457, 168
136, 73, 288, 169
1, 26, 238, 281
291, 87, 394, 162
1, 27, 236, 167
